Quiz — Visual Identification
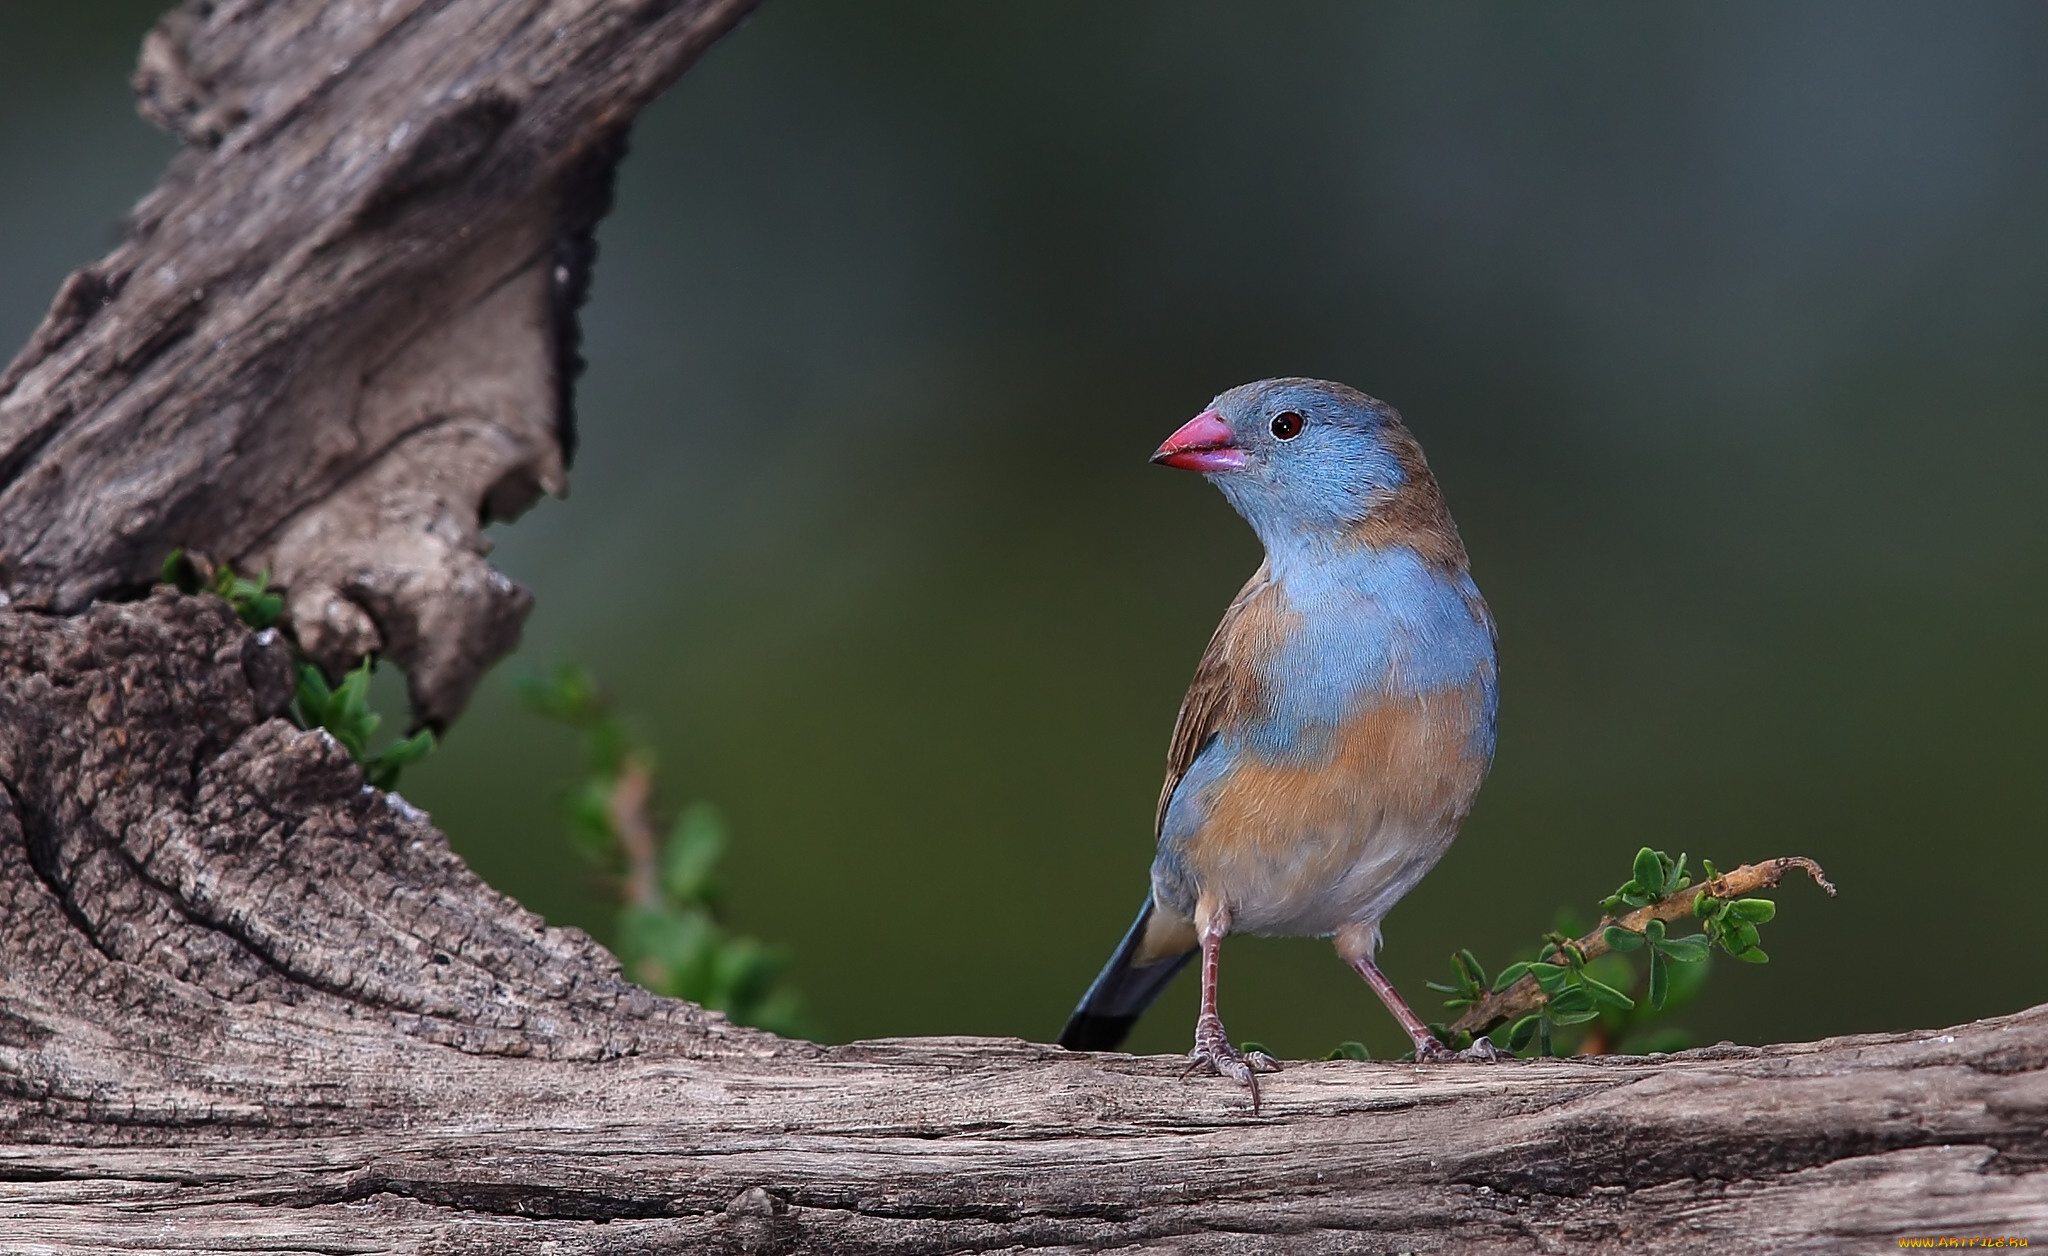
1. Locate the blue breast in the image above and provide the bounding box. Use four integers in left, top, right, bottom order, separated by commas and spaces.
1241, 545, 1497, 765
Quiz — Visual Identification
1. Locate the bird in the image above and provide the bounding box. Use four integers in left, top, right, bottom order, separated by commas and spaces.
1057, 377, 1503, 1103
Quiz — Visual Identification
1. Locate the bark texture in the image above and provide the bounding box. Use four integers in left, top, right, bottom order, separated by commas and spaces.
0, 0, 756, 729
2, 547, 2043, 1255
2, 3, 2045, 1253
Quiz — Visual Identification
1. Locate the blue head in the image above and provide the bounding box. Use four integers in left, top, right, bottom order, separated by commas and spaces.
1152, 378, 1466, 568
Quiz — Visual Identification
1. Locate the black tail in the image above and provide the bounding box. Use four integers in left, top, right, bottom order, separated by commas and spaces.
1057, 898, 1197, 1051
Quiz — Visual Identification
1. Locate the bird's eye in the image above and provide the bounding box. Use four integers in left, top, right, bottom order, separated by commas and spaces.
1270, 411, 1303, 440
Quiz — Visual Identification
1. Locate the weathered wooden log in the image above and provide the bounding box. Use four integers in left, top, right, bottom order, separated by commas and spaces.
0, 3, 2042, 1252
0, 0, 756, 729
1, 597, 2042, 1254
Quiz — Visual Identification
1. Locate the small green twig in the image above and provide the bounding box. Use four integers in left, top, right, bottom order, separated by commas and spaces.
1449, 856, 1835, 1038
607, 754, 663, 912
520, 664, 808, 1037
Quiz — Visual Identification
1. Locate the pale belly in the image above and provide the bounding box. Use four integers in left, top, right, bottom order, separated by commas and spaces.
1154, 682, 1491, 938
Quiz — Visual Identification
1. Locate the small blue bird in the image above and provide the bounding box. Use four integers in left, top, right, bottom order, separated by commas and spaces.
1058, 378, 1503, 1099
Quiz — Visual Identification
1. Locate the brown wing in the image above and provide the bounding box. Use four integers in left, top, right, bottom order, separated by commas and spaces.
1155, 561, 1274, 836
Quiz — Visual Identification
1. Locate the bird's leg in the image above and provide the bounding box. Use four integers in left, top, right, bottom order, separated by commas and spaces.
1340, 932, 1507, 1063
1183, 902, 1280, 1107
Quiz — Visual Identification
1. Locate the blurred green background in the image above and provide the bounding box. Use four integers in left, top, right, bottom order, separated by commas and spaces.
5, 2, 2045, 1061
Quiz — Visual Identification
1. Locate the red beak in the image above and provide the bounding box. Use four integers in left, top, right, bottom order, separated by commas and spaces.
1150, 411, 1247, 472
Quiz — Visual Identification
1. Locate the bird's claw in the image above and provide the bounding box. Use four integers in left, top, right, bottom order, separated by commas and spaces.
1414, 1034, 1509, 1063
1184, 1013, 1282, 1110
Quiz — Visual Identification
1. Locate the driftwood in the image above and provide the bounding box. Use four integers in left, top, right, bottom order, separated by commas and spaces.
0, 0, 755, 729
0, 2, 2043, 1252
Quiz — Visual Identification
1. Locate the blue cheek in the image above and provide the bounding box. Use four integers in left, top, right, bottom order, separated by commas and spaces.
1213, 429, 1407, 546
1287, 436, 1407, 530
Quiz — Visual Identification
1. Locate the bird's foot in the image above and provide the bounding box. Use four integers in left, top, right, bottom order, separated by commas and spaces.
1414, 1034, 1509, 1063
1183, 1012, 1281, 1110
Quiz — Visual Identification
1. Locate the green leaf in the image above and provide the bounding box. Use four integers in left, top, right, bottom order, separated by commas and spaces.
1455, 948, 1488, 991
317, 661, 378, 758
1664, 852, 1689, 896
1492, 961, 1533, 992
1583, 952, 1636, 996
295, 661, 333, 715
1701, 858, 1720, 879
1654, 934, 1711, 963
617, 903, 716, 999
710, 937, 784, 1013
1601, 925, 1644, 952
565, 782, 616, 856
1632, 847, 1665, 896
335, 660, 371, 712
193, 565, 286, 630
1729, 898, 1777, 923
1326, 1041, 1371, 1061
1728, 920, 1761, 953
1644, 917, 1666, 944
1425, 980, 1461, 995
1647, 949, 1669, 1011
518, 664, 604, 727
365, 729, 436, 791
1239, 1041, 1268, 1056
1506, 1015, 1541, 1051
661, 803, 728, 904
1579, 973, 1636, 1012
161, 548, 204, 594
1695, 892, 1723, 920
1659, 946, 1713, 1012
382, 729, 435, 767
1730, 946, 1770, 964
1547, 987, 1594, 1016
242, 591, 283, 629
1531, 962, 1571, 996
1549, 1007, 1602, 1026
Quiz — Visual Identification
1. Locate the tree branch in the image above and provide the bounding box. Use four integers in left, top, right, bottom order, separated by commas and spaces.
1450, 856, 1839, 1039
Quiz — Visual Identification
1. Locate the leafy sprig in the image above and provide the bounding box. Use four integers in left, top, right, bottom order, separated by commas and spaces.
163, 548, 433, 791
520, 664, 807, 1037
294, 660, 435, 791
1602, 845, 1693, 912
1427, 849, 1833, 1058
1695, 889, 1778, 964
163, 548, 282, 629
